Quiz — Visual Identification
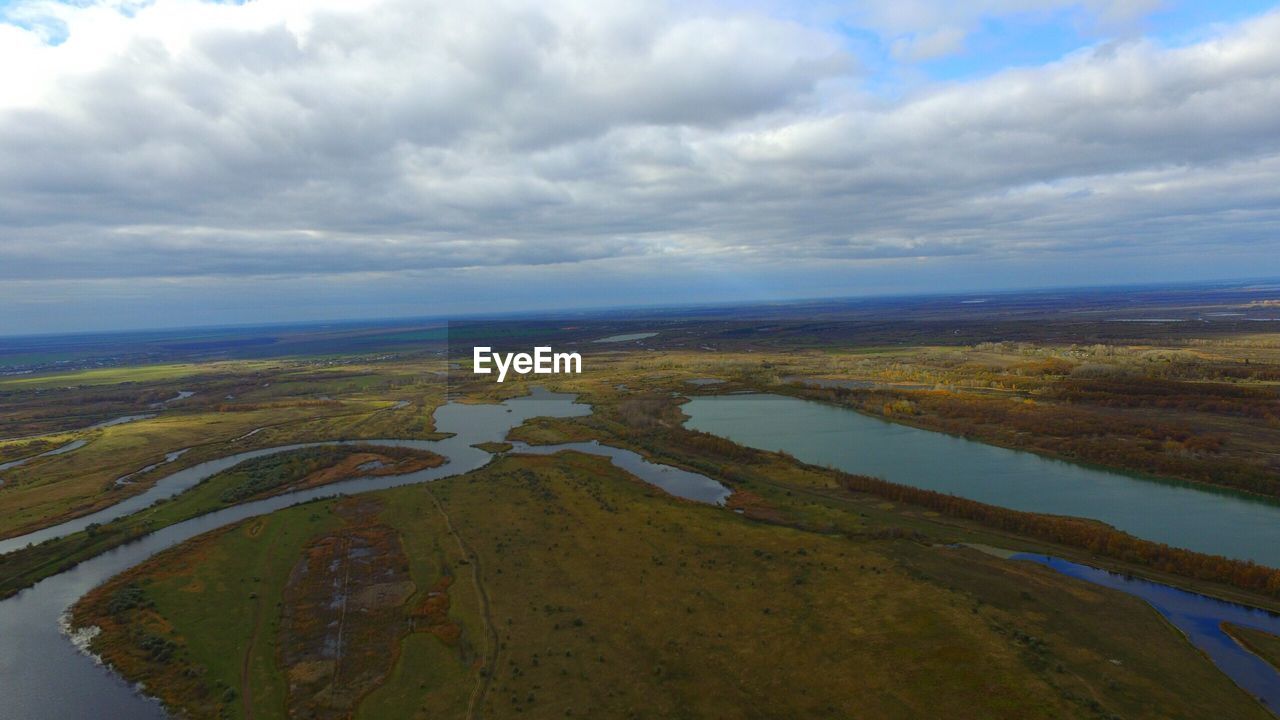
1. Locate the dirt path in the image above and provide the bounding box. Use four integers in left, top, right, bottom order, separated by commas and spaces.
239, 520, 273, 720
423, 487, 496, 720
331, 534, 353, 700
240, 599, 261, 720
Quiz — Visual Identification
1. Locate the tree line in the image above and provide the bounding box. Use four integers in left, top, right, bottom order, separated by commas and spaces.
836, 470, 1280, 598
794, 385, 1278, 497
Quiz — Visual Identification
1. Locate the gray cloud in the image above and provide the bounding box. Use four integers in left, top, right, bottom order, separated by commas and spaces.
0, 0, 1277, 302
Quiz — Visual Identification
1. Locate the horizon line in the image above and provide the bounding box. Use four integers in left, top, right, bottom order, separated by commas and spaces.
2, 275, 1277, 341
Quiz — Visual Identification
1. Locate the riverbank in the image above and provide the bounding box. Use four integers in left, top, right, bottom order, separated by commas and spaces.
0, 444, 445, 600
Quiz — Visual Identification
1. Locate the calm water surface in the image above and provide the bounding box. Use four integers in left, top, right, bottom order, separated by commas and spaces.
683, 393, 1280, 567
514, 440, 730, 505
592, 332, 657, 343
1016, 554, 1280, 710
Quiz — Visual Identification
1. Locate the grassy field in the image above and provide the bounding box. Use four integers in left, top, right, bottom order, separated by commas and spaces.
7, 335, 1280, 599
0, 363, 220, 390
504, 388, 1280, 610
75, 451, 1273, 719
0, 407, 370, 538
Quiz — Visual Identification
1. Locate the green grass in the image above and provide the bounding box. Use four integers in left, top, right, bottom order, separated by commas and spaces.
0, 353, 449, 538
359, 633, 475, 717
76, 452, 1274, 720
83, 505, 345, 718
163, 513, 336, 718
357, 492, 484, 719
0, 363, 231, 389
0, 433, 78, 462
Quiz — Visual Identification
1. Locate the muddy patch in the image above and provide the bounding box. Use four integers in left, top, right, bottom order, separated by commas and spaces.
409, 575, 466, 648
278, 498, 413, 719
726, 489, 789, 524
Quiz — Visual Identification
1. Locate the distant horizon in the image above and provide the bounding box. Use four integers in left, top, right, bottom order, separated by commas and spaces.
2, 274, 1276, 340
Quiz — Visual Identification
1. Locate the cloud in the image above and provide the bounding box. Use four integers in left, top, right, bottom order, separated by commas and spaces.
0, 0, 1278, 332
840, 0, 1163, 38
0, 0, 852, 280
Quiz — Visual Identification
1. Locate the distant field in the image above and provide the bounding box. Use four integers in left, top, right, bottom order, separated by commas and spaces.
5, 281, 1280, 376
0, 363, 210, 389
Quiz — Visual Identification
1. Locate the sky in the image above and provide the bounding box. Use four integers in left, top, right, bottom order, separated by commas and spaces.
1, 0, 1279, 334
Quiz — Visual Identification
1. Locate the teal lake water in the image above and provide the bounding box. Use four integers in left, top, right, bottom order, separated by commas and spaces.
683, 393, 1280, 568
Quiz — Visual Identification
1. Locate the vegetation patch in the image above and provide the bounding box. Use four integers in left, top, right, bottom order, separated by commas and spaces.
835, 468, 1280, 599
216, 445, 444, 505
278, 498, 413, 719
71, 524, 250, 720
1224, 623, 1280, 673
504, 416, 595, 445
0, 445, 441, 599
792, 382, 1279, 497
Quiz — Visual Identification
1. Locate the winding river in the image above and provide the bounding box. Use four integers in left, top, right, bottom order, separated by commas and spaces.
0, 413, 159, 487
0, 389, 728, 720
0, 440, 87, 475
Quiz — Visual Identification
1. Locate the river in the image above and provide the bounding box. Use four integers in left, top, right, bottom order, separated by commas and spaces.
0, 389, 727, 720
1016, 554, 1280, 710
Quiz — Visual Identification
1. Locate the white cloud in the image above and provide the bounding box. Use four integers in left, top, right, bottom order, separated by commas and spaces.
0, 0, 1276, 305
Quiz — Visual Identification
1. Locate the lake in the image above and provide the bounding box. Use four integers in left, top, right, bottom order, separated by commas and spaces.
682, 393, 1280, 568
592, 332, 657, 343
